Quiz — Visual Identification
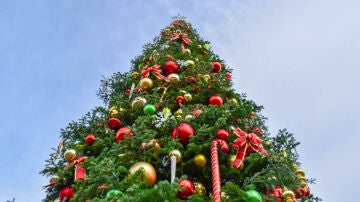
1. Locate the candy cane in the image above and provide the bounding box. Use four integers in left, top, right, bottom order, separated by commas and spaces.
211, 139, 229, 202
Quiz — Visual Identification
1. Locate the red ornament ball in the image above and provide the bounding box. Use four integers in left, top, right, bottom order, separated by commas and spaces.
163, 61, 179, 75
177, 179, 196, 200
59, 186, 75, 202
193, 109, 203, 117
189, 76, 196, 83
85, 134, 96, 146
176, 95, 185, 105
116, 127, 134, 143
171, 123, 195, 145
225, 73, 231, 81
211, 62, 222, 73
209, 95, 223, 106
216, 129, 230, 140
107, 118, 122, 130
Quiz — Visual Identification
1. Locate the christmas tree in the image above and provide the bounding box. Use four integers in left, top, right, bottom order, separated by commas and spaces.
41, 17, 320, 202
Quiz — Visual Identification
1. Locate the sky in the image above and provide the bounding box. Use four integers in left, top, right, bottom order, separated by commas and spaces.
0, 0, 359, 201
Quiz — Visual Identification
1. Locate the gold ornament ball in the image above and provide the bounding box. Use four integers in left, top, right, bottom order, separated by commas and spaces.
175, 109, 183, 119
184, 60, 195, 68
194, 182, 206, 194
169, 149, 182, 163
64, 149, 77, 162
282, 190, 295, 202
194, 154, 207, 167
184, 93, 192, 102
131, 97, 147, 109
110, 109, 119, 117
226, 155, 244, 170
119, 107, 126, 116
132, 72, 140, 79
129, 162, 157, 185
139, 78, 153, 91
203, 74, 210, 82
168, 73, 180, 82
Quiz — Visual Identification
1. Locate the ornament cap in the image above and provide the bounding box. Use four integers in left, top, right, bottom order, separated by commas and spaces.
169, 149, 182, 163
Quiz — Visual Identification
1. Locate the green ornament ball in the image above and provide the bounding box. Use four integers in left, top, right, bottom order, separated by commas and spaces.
245, 189, 262, 202
106, 189, 122, 198
143, 104, 157, 115
203, 43, 210, 50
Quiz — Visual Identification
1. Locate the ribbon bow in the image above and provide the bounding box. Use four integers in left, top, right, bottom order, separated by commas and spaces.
169, 32, 192, 53
141, 64, 170, 81
231, 127, 266, 168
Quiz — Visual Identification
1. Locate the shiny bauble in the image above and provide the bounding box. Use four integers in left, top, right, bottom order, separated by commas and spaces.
225, 73, 231, 81
163, 61, 179, 75
281, 190, 295, 202
116, 127, 134, 143
85, 134, 96, 146
184, 93, 192, 102
132, 71, 140, 79
129, 162, 157, 185
184, 60, 195, 68
162, 107, 171, 118
203, 43, 210, 50
176, 95, 185, 105
139, 78, 153, 91
106, 189, 122, 198
185, 114, 194, 121
193, 109, 203, 117
64, 149, 77, 162
167, 73, 180, 82
228, 98, 238, 105
211, 62, 222, 73
216, 129, 230, 140
203, 74, 211, 82
143, 104, 157, 115
189, 76, 196, 83
175, 109, 183, 119
109, 106, 119, 117
171, 123, 195, 145
226, 155, 244, 170
59, 186, 75, 202
245, 189, 262, 202
194, 154, 207, 167
169, 149, 182, 163
141, 139, 161, 149
131, 97, 147, 109
107, 117, 122, 130
177, 179, 196, 200
209, 95, 223, 106
194, 182, 206, 194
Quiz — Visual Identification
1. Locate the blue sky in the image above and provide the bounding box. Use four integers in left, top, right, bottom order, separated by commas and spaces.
1, 0, 359, 201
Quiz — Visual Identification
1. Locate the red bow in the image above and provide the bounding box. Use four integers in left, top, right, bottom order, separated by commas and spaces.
141, 64, 170, 81
169, 32, 192, 53
231, 128, 266, 168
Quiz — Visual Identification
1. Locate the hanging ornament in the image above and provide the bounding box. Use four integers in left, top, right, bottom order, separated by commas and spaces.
226, 155, 244, 170
184, 60, 195, 68
264, 186, 283, 201
185, 114, 194, 121
216, 129, 230, 140
162, 107, 171, 118
132, 71, 140, 79
281, 189, 296, 202
105, 189, 122, 198
59, 186, 75, 202
64, 149, 77, 162
85, 134, 96, 146
231, 128, 267, 168
152, 50, 160, 61
209, 95, 223, 106
193, 109, 203, 117
184, 48, 191, 54
109, 106, 119, 117
143, 104, 157, 115
139, 78, 153, 91
163, 61, 179, 75
203, 43, 210, 50
74, 165, 86, 181
175, 109, 183, 119
189, 76, 196, 83
228, 98, 238, 105
177, 179, 196, 200
167, 73, 180, 82
171, 123, 195, 145
225, 73, 231, 81
203, 74, 211, 82
176, 95, 185, 105
194, 154, 207, 167
184, 93, 192, 102
169, 150, 182, 183
49, 175, 59, 185
129, 162, 157, 185
245, 189, 262, 202
211, 62, 222, 73
252, 127, 263, 136
131, 97, 147, 109
194, 182, 206, 194
116, 127, 134, 143
107, 118, 122, 130
210, 139, 229, 202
